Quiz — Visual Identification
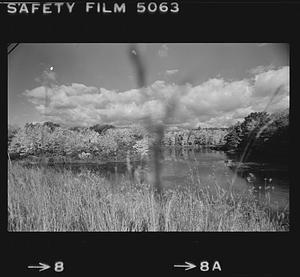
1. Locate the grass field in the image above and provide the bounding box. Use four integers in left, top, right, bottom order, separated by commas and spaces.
7, 162, 288, 232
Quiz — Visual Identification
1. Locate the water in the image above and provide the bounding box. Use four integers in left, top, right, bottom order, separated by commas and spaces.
161, 147, 289, 210
28, 147, 290, 210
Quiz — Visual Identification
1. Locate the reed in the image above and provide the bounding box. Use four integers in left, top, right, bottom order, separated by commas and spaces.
7, 162, 288, 232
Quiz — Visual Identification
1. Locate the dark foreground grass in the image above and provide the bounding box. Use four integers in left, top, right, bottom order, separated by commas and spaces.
8, 162, 288, 231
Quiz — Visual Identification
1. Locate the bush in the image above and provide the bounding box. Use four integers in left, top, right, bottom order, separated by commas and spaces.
223, 110, 289, 160
90, 124, 115, 134
8, 122, 148, 161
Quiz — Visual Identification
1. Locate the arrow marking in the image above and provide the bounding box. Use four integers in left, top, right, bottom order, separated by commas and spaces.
28, 262, 51, 272
174, 261, 197, 271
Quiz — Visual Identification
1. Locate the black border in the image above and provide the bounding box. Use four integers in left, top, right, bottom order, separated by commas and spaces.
2, 1, 297, 276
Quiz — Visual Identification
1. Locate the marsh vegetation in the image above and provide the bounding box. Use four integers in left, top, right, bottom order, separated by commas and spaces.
8, 161, 288, 232
8, 44, 289, 232
7, 110, 289, 231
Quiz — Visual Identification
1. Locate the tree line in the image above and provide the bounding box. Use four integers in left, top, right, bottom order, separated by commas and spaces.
8, 108, 288, 162
8, 122, 229, 161
163, 128, 228, 147
8, 122, 147, 162
223, 109, 289, 160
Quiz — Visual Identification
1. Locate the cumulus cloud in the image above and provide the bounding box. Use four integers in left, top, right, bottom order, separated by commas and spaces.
158, 44, 169, 57
24, 66, 289, 128
253, 66, 289, 98
248, 64, 275, 75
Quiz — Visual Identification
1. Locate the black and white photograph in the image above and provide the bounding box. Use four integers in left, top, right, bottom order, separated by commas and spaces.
8, 43, 289, 232
2, 1, 298, 275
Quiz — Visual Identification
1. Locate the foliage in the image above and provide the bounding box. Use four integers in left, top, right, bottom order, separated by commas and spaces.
224, 128, 241, 149
163, 128, 228, 147
8, 122, 149, 162
8, 120, 231, 163
8, 109, 288, 163
43, 121, 60, 132
8, 124, 20, 146
223, 110, 289, 159
90, 124, 115, 135
133, 137, 151, 158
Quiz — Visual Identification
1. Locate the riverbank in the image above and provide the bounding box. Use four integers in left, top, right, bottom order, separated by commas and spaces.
8, 162, 288, 231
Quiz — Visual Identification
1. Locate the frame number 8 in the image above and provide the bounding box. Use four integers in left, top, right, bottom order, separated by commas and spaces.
54, 261, 64, 272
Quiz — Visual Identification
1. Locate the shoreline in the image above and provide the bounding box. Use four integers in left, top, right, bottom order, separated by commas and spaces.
8, 162, 289, 231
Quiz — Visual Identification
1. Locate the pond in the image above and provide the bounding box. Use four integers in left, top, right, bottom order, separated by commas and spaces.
160, 147, 289, 210
24, 147, 290, 211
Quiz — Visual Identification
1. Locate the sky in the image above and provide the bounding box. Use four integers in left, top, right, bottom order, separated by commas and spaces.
8, 43, 289, 128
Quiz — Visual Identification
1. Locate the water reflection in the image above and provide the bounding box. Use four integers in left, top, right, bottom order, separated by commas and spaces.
25, 147, 289, 210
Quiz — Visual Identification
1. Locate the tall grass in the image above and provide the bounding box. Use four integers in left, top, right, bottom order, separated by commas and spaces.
8, 162, 288, 232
